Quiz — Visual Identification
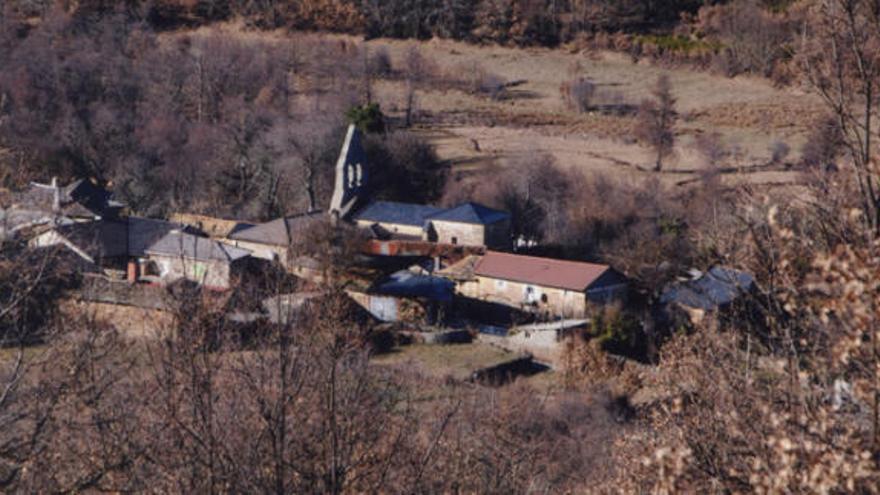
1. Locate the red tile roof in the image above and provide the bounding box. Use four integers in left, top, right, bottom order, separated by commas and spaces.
474, 251, 611, 292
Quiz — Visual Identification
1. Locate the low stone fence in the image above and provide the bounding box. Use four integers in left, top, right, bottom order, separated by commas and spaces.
77, 274, 168, 310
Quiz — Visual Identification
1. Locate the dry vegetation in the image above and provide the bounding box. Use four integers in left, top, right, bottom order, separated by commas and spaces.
1, 0, 880, 492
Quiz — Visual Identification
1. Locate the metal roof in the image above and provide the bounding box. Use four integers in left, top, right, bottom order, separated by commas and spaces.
474, 251, 613, 292
352, 201, 444, 227
426, 202, 509, 225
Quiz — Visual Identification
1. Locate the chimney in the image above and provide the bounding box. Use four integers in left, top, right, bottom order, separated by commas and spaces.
51, 177, 60, 212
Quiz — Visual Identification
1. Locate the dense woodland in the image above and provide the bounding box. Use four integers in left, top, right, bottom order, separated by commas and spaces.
1, 0, 880, 492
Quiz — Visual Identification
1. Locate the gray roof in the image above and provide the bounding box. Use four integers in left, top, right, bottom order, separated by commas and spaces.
128, 217, 184, 257
40, 216, 250, 264
353, 201, 444, 227
229, 211, 325, 246
146, 231, 251, 262
52, 220, 129, 260
371, 270, 454, 301
660, 266, 755, 310
17, 179, 123, 218
426, 202, 509, 225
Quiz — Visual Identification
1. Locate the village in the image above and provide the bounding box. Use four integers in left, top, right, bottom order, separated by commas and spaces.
1, 123, 756, 381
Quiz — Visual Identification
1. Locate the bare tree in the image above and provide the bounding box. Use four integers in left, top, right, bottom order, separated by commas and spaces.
560, 77, 596, 113
635, 74, 677, 172
268, 118, 343, 215
402, 46, 435, 127
801, 0, 880, 235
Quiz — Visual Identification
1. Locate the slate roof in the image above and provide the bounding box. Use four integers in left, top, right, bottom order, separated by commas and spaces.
426, 202, 509, 225
169, 213, 255, 239
228, 211, 324, 246
52, 220, 129, 260
17, 179, 123, 218
660, 266, 755, 310
371, 270, 454, 301
146, 231, 251, 262
474, 251, 615, 292
352, 201, 444, 227
127, 217, 186, 257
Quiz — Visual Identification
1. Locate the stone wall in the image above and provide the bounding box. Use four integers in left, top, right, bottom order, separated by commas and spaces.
473, 276, 588, 318
431, 220, 485, 246
79, 275, 168, 309
221, 238, 286, 264
148, 255, 233, 289
478, 330, 565, 367
355, 220, 425, 238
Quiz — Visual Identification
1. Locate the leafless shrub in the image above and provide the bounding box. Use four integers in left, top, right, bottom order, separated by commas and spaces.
560, 77, 596, 113
635, 75, 677, 171
478, 72, 507, 100
769, 140, 790, 164
800, 115, 844, 171
694, 131, 728, 167
368, 45, 393, 77
456, 61, 506, 100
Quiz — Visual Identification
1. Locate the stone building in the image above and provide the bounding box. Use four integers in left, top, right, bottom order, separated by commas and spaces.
31, 217, 250, 290
352, 200, 511, 249
352, 201, 444, 238
424, 202, 510, 249
141, 231, 251, 290
2, 178, 124, 240
659, 266, 756, 325
223, 211, 324, 268
454, 251, 627, 318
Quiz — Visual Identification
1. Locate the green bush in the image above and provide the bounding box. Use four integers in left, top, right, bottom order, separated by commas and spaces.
346, 103, 386, 134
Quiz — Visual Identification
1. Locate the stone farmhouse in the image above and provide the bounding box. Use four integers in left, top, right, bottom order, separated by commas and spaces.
140, 231, 251, 289
31, 217, 251, 290
446, 251, 627, 318
352, 200, 511, 250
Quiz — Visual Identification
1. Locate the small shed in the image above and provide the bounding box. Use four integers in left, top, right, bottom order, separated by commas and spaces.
659, 266, 756, 324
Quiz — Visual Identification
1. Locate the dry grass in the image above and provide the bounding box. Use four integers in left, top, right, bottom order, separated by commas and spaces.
166, 24, 820, 192
364, 36, 821, 191
372, 343, 515, 381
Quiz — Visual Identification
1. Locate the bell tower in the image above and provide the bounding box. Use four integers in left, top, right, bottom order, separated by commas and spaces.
328, 124, 369, 219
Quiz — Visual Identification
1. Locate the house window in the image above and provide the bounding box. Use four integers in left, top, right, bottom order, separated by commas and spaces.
524, 285, 540, 303
451, 236, 458, 245
143, 260, 161, 277
495, 279, 507, 290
